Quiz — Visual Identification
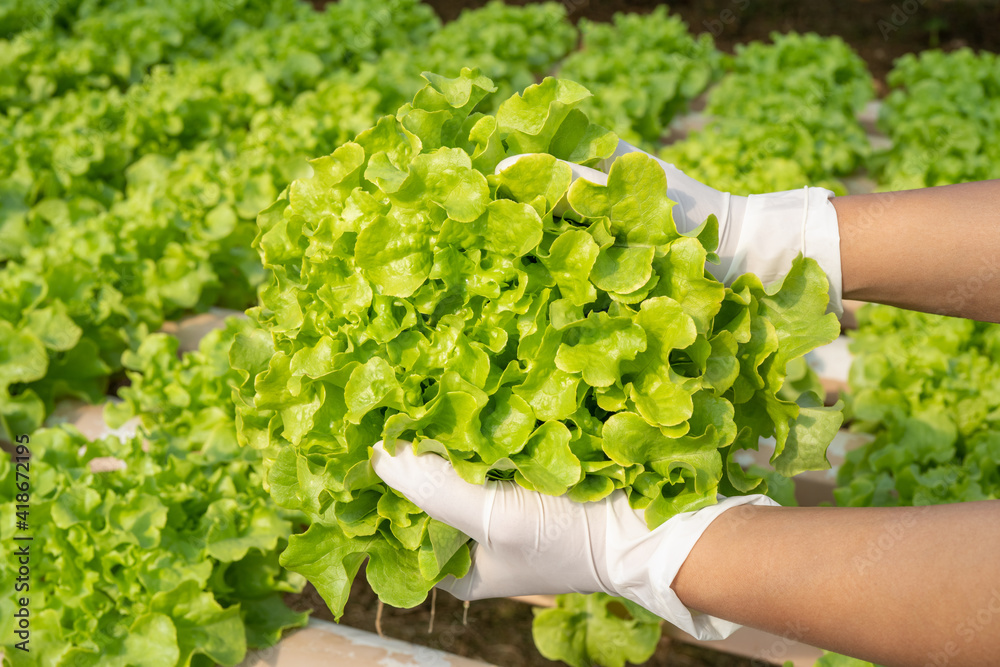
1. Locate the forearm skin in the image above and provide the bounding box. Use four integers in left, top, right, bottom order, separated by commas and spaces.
672, 501, 1000, 666
834, 181, 1000, 323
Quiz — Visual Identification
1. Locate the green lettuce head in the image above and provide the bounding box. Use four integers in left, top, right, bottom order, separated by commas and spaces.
232, 68, 842, 618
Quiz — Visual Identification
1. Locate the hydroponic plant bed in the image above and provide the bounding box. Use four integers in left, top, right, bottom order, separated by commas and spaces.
3, 3, 998, 667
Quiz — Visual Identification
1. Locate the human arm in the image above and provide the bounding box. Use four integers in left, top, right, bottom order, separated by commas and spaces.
834, 181, 1000, 323
674, 500, 1000, 667
373, 442, 1000, 667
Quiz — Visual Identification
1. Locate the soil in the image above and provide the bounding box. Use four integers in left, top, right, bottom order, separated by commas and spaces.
420, 0, 1000, 92
286, 580, 767, 667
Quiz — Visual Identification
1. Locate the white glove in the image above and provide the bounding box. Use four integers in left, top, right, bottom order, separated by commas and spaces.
371, 441, 779, 641
496, 140, 844, 316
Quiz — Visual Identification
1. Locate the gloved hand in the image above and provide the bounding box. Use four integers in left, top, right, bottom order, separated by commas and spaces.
496, 139, 844, 316
371, 440, 779, 641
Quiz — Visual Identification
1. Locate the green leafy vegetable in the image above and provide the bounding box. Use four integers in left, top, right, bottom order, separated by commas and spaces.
234, 69, 843, 622
836, 305, 1000, 507
532, 593, 662, 667
813, 651, 879, 667
875, 48, 1000, 190
557, 7, 723, 147
661, 32, 874, 195
0, 318, 308, 665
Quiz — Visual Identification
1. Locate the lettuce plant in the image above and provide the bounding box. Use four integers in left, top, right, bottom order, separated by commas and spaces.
233, 69, 843, 620
558, 7, 722, 146
0, 0, 306, 112
661, 33, 873, 196
876, 48, 1000, 190
814, 652, 878, 666
836, 305, 1000, 507
368, 0, 579, 116
0, 24, 391, 440
0, 318, 307, 666
532, 593, 662, 667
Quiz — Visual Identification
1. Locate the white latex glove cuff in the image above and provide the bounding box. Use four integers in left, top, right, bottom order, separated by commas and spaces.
727, 186, 843, 317
609, 493, 778, 640
371, 441, 779, 641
